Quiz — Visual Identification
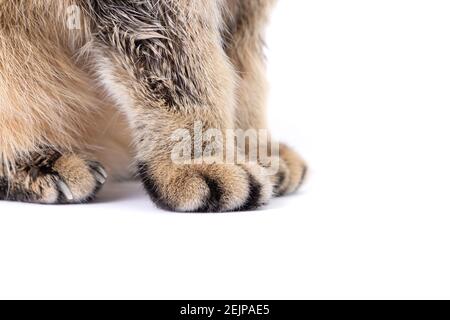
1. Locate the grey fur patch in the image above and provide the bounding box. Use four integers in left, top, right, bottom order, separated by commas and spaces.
88, 0, 210, 109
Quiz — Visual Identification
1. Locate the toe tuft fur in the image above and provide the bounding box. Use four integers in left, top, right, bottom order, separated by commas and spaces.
138, 160, 273, 213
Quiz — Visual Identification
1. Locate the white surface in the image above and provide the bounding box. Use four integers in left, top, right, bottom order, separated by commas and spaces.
1, 0, 450, 299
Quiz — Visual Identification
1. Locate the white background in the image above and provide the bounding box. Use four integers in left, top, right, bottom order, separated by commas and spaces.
1, 0, 450, 299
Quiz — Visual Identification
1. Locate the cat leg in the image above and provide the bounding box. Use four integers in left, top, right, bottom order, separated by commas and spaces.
0, 7, 107, 204
92, 0, 273, 212
223, 0, 308, 196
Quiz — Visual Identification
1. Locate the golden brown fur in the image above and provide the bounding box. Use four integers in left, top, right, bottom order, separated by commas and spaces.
0, 0, 306, 211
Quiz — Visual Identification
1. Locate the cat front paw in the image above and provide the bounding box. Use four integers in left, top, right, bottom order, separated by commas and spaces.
137, 159, 273, 212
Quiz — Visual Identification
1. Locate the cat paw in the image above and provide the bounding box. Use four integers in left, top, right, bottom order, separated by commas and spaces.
0, 151, 107, 204
138, 159, 273, 212
271, 144, 308, 196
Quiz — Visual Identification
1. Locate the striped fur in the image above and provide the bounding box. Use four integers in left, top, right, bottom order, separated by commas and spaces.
0, 0, 306, 211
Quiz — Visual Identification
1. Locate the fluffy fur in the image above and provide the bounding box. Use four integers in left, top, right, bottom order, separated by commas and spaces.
0, 0, 306, 211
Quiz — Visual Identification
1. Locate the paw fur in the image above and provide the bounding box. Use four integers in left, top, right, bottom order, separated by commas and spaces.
272, 144, 308, 196
0, 151, 107, 204
138, 160, 273, 212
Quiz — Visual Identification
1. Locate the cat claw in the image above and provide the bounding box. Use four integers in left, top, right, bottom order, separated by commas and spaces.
56, 179, 74, 201
87, 161, 108, 185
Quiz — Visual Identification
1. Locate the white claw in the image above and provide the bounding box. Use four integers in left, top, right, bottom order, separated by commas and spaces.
93, 171, 107, 184
95, 166, 108, 180
56, 180, 74, 201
